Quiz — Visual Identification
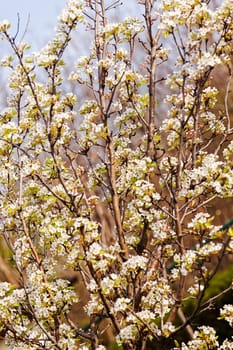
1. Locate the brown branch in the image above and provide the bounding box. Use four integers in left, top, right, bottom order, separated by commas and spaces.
107, 137, 129, 260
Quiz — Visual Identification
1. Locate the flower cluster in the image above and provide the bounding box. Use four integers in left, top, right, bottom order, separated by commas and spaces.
181, 326, 219, 349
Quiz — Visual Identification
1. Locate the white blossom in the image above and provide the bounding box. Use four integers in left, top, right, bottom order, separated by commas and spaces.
220, 304, 233, 327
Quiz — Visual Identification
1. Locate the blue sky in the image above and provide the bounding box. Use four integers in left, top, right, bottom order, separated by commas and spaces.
0, 1, 138, 52
0, 0, 66, 49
